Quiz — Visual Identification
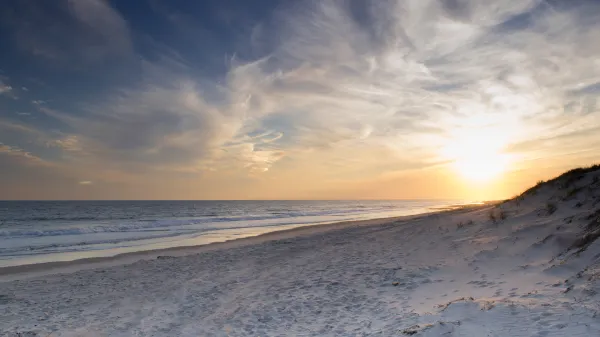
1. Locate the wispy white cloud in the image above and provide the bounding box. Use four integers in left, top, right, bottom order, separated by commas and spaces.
35, 76, 243, 171
3, 0, 600, 198
51, 135, 84, 153
0, 143, 46, 165
27, 0, 600, 178
219, 0, 600, 172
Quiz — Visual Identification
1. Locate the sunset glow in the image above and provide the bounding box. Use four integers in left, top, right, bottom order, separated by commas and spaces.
454, 154, 511, 183
0, 0, 599, 200
3, 2, 600, 335
443, 123, 514, 183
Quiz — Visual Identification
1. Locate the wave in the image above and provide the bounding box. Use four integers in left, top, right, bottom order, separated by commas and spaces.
0, 200, 456, 264
0, 219, 205, 238
3, 203, 416, 223
0, 231, 194, 256
0, 218, 345, 258
0, 207, 394, 238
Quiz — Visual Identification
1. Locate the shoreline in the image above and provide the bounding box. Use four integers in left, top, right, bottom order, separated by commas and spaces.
0, 203, 490, 281
3, 169, 599, 336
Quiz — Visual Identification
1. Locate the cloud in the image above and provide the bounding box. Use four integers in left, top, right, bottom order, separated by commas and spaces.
67, 0, 132, 54
0, 76, 16, 99
0, 119, 48, 143
30, 1, 600, 176
2, 0, 600, 199
51, 135, 83, 153
2, 0, 132, 63
0, 143, 42, 162
0, 82, 12, 95
232, 0, 600, 167
78, 180, 92, 185
35, 76, 247, 172
0, 142, 107, 199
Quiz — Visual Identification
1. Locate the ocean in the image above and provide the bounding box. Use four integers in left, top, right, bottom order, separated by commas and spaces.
0, 200, 462, 267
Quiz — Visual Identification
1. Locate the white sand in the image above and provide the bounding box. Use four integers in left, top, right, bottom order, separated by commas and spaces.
2, 170, 600, 336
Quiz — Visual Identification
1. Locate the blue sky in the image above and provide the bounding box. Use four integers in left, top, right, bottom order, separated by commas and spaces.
1, 0, 600, 200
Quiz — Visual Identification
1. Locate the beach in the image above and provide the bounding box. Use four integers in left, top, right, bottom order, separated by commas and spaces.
3, 0, 600, 335
2, 169, 600, 336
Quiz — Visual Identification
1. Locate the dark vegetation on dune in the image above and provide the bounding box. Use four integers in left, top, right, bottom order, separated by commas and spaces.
516, 164, 600, 254
572, 206, 600, 253
520, 164, 600, 198
494, 164, 600, 257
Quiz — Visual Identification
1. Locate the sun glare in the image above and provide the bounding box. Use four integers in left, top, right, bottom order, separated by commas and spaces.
443, 125, 514, 183
453, 153, 510, 182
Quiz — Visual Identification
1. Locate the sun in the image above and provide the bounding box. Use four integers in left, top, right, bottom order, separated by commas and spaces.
442, 126, 513, 183
453, 153, 511, 182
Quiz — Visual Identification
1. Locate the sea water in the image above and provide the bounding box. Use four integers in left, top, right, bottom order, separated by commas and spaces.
0, 200, 463, 267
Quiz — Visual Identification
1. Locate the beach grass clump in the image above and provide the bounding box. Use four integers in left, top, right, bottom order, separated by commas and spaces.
546, 202, 557, 215
514, 195, 525, 206
586, 208, 600, 230
524, 180, 545, 196
571, 230, 600, 254
456, 220, 474, 229
489, 210, 496, 223
569, 208, 600, 254
489, 209, 507, 223
564, 186, 583, 201
400, 324, 435, 335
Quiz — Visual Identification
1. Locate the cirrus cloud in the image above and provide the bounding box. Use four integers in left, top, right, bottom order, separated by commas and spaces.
1, 0, 600, 199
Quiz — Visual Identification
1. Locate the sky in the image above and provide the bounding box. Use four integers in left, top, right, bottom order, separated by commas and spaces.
0, 0, 600, 200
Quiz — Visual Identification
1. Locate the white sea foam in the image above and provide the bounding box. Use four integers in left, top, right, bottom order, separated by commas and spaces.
0, 200, 461, 267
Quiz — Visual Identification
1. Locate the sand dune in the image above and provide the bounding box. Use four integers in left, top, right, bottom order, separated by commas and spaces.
2, 167, 600, 336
